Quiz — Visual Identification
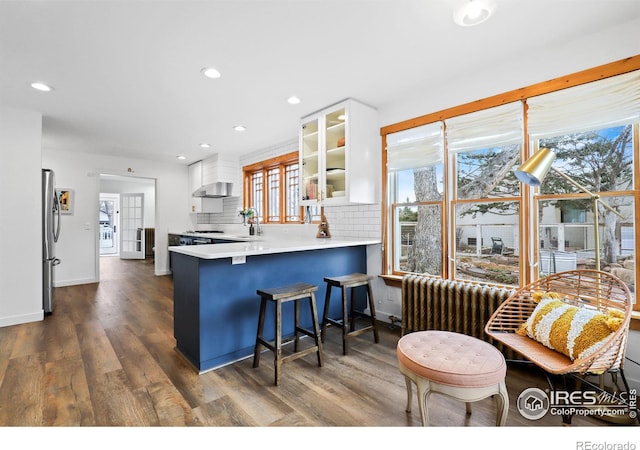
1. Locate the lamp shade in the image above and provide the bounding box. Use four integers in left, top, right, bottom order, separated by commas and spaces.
514, 148, 556, 186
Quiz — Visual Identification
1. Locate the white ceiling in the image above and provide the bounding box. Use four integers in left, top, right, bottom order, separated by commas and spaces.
1, 0, 639, 166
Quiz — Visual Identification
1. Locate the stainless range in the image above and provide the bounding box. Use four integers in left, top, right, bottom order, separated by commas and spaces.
179, 230, 225, 245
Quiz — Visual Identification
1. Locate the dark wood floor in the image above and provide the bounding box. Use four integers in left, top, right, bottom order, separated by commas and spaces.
0, 256, 621, 431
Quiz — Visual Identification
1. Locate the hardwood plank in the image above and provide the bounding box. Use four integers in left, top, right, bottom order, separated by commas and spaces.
0, 324, 18, 387
42, 358, 94, 426
0, 353, 45, 425
139, 332, 227, 407
192, 395, 258, 426
42, 312, 82, 361
205, 364, 294, 426
9, 321, 46, 359
145, 381, 199, 426
89, 368, 155, 426
76, 319, 122, 375
106, 325, 170, 388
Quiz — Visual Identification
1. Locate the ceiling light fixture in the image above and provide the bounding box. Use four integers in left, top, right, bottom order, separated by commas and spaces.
201, 67, 221, 79
233, 125, 246, 132
199, 143, 211, 149
453, 0, 496, 27
30, 81, 54, 92
176, 155, 186, 160
287, 96, 301, 105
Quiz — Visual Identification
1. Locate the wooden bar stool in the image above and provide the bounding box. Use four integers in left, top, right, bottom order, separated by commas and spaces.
253, 282, 324, 386
321, 273, 379, 355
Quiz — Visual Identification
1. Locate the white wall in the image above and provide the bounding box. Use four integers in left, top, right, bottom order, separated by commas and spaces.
0, 107, 43, 327
42, 148, 191, 284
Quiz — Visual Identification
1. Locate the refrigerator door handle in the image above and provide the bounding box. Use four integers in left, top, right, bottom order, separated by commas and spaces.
54, 190, 61, 242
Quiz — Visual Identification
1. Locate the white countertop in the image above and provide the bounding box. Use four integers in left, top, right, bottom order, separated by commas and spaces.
169, 236, 381, 260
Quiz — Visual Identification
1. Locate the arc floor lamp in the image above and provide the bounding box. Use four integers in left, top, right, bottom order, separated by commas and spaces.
515, 148, 626, 271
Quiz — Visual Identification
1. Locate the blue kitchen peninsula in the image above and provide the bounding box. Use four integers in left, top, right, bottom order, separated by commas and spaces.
169, 237, 380, 373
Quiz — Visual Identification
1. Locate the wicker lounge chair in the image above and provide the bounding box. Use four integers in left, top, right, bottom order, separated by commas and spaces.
485, 269, 635, 423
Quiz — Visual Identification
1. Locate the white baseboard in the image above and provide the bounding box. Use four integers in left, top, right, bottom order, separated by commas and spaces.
0, 310, 44, 328
54, 277, 98, 287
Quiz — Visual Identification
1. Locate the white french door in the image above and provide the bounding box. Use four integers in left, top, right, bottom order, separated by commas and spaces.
119, 193, 144, 260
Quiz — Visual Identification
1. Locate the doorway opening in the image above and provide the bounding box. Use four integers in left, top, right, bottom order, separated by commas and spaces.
98, 174, 156, 280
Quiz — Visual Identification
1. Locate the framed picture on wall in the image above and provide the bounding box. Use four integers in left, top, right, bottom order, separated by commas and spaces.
56, 188, 74, 215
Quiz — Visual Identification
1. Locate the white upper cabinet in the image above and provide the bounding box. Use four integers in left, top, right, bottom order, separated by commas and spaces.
188, 161, 204, 213
299, 98, 379, 206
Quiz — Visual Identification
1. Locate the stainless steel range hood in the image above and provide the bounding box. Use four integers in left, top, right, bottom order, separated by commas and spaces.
192, 182, 233, 198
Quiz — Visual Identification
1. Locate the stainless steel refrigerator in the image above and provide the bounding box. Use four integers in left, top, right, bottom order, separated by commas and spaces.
43, 168, 61, 314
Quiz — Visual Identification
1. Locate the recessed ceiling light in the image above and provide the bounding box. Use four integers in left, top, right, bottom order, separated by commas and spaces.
199, 143, 211, 149
453, 0, 496, 27
30, 82, 54, 92
287, 96, 301, 105
233, 125, 246, 132
176, 155, 186, 160
201, 67, 221, 79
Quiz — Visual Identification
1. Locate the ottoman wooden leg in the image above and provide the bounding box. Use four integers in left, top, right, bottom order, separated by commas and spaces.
403, 376, 413, 413
495, 380, 509, 426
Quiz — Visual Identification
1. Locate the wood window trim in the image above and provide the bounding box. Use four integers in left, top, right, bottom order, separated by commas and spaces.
243, 151, 303, 224
380, 55, 640, 311
381, 55, 640, 136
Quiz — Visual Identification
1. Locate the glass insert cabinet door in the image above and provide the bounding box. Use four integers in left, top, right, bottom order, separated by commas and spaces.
324, 106, 347, 201
301, 115, 320, 202
300, 105, 347, 205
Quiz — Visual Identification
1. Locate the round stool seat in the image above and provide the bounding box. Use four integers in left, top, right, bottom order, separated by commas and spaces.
397, 330, 506, 388
396, 330, 509, 426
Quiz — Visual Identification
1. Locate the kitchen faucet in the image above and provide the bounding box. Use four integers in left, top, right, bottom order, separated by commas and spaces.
246, 207, 262, 236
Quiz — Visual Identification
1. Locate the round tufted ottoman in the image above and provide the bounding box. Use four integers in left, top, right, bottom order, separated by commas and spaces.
397, 330, 508, 426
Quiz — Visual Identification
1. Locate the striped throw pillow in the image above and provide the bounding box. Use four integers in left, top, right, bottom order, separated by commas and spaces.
517, 293, 624, 362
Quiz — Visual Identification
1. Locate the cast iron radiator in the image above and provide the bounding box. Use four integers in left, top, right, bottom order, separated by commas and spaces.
401, 274, 521, 360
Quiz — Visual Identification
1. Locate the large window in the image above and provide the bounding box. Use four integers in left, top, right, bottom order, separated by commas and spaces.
387, 123, 444, 275
382, 60, 640, 309
243, 152, 302, 224
526, 70, 638, 299
448, 102, 523, 285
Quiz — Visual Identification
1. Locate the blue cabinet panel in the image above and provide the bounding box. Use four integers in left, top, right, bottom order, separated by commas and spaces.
172, 245, 367, 372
